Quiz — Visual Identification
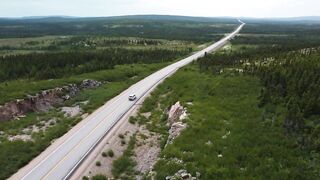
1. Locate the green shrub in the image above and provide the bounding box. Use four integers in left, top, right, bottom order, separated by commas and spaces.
121, 139, 126, 145
129, 117, 136, 124
95, 161, 101, 166
92, 174, 107, 180
107, 149, 114, 157
118, 134, 125, 139
102, 152, 107, 157
82, 176, 89, 180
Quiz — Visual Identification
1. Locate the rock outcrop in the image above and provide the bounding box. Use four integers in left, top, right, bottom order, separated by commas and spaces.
168, 101, 185, 125
61, 105, 82, 117
0, 87, 67, 121
166, 101, 188, 146
0, 79, 102, 122
80, 79, 102, 89
165, 169, 201, 180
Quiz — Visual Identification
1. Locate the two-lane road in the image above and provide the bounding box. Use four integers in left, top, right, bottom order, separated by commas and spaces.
11, 22, 244, 180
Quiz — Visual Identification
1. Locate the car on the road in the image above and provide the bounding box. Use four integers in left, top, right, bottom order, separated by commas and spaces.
128, 94, 137, 101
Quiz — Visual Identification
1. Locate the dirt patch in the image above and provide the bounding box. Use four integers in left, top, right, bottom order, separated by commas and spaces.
80, 119, 139, 179
141, 112, 151, 119
8, 134, 33, 142
61, 105, 82, 117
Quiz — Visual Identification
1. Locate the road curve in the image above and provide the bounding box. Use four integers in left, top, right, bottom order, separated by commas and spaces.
13, 22, 244, 180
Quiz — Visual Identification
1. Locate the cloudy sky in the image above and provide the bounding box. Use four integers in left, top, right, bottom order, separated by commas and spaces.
1, 0, 319, 18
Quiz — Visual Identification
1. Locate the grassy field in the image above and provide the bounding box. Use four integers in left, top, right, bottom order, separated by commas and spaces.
134, 65, 317, 179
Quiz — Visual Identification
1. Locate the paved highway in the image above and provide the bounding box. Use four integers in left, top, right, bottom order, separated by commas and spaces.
14, 22, 244, 180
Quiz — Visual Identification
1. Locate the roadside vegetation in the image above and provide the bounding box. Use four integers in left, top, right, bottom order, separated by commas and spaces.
111, 134, 137, 178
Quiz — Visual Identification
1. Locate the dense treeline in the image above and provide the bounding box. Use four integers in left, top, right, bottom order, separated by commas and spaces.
198, 46, 306, 71
0, 16, 237, 42
234, 35, 320, 48
241, 22, 320, 35
255, 51, 320, 149
198, 46, 320, 152
235, 22, 320, 49
0, 48, 190, 82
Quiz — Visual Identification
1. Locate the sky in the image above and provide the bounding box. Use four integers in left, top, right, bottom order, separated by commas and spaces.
1, 0, 319, 18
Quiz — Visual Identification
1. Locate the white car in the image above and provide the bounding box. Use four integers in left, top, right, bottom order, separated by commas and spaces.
128, 94, 137, 101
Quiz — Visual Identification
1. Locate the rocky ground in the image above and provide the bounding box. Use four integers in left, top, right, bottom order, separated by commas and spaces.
165, 169, 201, 180
134, 126, 162, 179
83, 122, 139, 178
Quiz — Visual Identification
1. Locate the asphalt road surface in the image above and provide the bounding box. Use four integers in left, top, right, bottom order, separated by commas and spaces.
15, 22, 244, 180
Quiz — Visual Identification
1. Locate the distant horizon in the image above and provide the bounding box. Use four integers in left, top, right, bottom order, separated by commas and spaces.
1, 14, 320, 20
1, 0, 319, 18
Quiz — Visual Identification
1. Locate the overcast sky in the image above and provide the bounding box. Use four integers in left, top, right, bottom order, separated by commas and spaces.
1, 0, 319, 18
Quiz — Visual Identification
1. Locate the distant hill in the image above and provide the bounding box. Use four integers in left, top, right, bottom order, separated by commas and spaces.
0, 15, 239, 40
240, 16, 320, 24
277, 16, 320, 21
0, 15, 237, 24
0, 15, 319, 38
1, 15, 319, 25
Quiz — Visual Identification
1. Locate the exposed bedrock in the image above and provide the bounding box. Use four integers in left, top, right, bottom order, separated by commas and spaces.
0, 79, 102, 122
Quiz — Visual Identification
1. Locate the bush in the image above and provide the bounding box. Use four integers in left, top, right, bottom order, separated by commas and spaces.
92, 174, 108, 180
102, 152, 107, 157
129, 117, 136, 124
107, 149, 114, 157
82, 176, 89, 180
95, 161, 101, 166
118, 134, 125, 139
121, 139, 126, 145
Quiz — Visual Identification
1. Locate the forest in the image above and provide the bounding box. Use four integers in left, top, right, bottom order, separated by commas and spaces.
0, 15, 238, 42
198, 26, 320, 157
0, 48, 190, 82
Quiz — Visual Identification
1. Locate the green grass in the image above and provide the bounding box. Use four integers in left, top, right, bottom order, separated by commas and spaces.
135, 65, 317, 179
